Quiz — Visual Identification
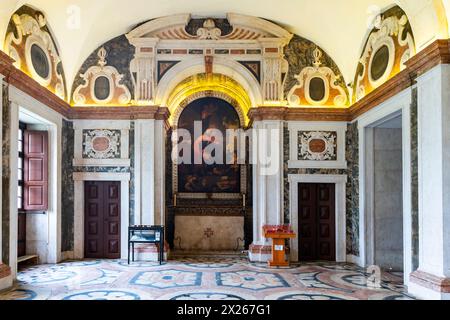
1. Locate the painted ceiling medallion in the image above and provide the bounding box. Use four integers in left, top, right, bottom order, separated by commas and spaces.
5, 11, 66, 100
83, 129, 121, 159
73, 47, 132, 106
299, 131, 337, 161
288, 48, 348, 107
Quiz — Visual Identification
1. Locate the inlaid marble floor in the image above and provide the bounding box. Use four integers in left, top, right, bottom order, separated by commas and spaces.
0, 257, 415, 300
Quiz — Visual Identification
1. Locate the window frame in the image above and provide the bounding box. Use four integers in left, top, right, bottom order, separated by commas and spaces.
17, 122, 26, 212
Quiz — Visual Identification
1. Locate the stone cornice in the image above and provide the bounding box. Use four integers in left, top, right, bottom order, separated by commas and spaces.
2, 39, 450, 123
406, 39, 450, 78
0, 50, 71, 115
248, 106, 351, 123
69, 106, 170, 120
349, 68, 414, 119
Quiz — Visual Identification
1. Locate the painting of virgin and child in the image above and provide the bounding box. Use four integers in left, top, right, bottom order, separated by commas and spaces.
177, 97, 242, 193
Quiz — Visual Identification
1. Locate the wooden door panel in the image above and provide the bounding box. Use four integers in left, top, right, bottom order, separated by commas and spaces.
317, 184, 335, 261
298, 183, 336, 261
108, 221, 120, 235
84, 181, 120, 259
108, 240, 120, 254
87, 222, 99, 235
104, 182, 120, 259
298, 184, 317, 261
87, 240, 99, 254
107, 203, 119, 217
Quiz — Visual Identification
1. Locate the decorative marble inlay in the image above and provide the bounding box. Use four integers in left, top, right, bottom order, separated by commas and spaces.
81, 269, 123, 286
82, 129, 121, 159
17, 266, 77, 285
298, 131, 337, 161
63, 290, 141, 300
216, 271, 289, 290
169, 292, 245, 300
130, 269, 202, 288
0, 259, 413, 301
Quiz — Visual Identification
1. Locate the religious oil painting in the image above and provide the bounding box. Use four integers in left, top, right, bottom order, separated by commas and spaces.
177, 97, 241, 194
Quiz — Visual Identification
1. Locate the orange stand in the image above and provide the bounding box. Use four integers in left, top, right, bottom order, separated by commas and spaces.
263, 225, 296, 267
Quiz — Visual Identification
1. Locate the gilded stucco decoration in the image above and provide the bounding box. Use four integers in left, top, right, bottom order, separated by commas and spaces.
352, 5, 415, 102
4, 6, 67, 100
287, 48, 348, 107
73, 47, 132, 106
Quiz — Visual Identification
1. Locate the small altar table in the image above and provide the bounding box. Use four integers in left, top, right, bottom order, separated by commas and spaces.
263, 225, 296, 267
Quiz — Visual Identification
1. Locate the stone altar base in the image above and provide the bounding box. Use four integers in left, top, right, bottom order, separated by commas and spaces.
174, 216, 245, 251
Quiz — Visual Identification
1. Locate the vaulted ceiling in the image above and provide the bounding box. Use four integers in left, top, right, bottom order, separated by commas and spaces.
1, 0, 448, 91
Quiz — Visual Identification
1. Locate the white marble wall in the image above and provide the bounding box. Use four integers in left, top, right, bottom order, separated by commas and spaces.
373, 128, 403, 271
134, 119, 166, 226
410, 64, 450, 300
251, 120, 284, 247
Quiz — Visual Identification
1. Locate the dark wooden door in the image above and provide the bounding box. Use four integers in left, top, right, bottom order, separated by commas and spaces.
298, 183, 336, 261
84, 181, 121, 259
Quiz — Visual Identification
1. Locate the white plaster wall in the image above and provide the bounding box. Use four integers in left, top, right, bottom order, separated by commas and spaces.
373, 128, 403, 271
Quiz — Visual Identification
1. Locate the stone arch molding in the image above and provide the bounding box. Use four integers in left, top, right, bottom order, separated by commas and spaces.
156, 56, 263, 108
169, 79, 249, 128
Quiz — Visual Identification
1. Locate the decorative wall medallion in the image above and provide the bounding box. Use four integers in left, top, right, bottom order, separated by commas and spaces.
298, 131, 337, 161
288, 48, 348, 107
353, 6, 415, 102
5, 7, 66, 99
82, 129, 121, 159
73, 47, 131, 105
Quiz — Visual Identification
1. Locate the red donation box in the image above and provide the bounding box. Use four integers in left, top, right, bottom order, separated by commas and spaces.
263, 225, 296, 267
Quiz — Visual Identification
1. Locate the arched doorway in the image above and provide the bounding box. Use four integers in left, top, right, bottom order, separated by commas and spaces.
166, 95, 252, 253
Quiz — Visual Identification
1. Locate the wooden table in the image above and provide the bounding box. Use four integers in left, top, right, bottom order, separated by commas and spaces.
263, 225, 296, 267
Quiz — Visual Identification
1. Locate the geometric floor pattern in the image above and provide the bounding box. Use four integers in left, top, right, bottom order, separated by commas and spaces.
0, 256, 415, 300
